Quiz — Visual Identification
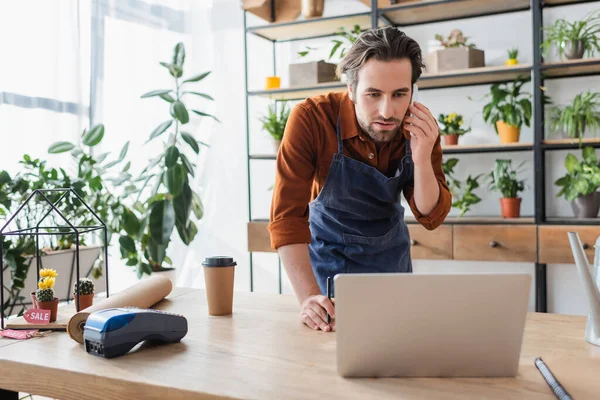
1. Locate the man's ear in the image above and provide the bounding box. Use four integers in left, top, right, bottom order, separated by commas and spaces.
347, 84, 354, 103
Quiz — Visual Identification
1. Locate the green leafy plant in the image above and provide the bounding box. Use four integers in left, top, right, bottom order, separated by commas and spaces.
555, 146, 600, 201
260, 101, 291, 141
548, 90, 600, 144
434, 29, 476, 48
437, 112, 471, 136
482, 78, 533, 133
487, 159, 527, 198
298, 24, 361, 60
119, 41, 217, 276
541, 9, 600, 59
507, 47, 519, 60
73, 277, 95, 296
442, 158, 482, 217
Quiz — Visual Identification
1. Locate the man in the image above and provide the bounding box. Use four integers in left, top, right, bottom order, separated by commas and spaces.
268, 26, 452, 332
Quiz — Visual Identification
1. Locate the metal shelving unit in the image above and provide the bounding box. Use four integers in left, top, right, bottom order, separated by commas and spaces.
243, 0, 600, 307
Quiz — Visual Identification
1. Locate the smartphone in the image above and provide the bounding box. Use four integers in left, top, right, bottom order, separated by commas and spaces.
408, 83, 418, 136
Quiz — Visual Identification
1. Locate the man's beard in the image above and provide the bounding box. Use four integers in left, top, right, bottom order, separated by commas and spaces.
356, 114, 402, 143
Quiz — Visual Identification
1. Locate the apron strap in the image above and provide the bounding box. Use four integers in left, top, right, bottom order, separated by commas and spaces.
336, 115, 343, 155
405, 137, 411, 156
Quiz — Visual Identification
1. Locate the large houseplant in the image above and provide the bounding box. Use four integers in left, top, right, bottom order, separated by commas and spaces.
487, 159, 527, 218
555, 146, 600, 218
482, 78, 532, 144
541, 9, 600, 60
438, 112, 471, 145
260, 101, 291, 152
116, 41, 216, 276
548, 90, 600, 144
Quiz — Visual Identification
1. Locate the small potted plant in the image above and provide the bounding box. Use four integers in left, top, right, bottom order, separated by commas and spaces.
548, 90, 600, 144
73, 277, 95, 311
482, 78, 532, 144
555, 146, 600, 218
506, 47, 519, 66
541, 9, 600, 60
442, 158, 482, 217
260, 100, 291, 152
438, 112, 471, 145
425, 29, 484, 73
487, 159, 527, 218
35, 268, 58, 322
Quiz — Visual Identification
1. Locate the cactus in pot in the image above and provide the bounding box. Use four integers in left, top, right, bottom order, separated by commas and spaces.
73, 277, 95, 311
35, 269, 59, 322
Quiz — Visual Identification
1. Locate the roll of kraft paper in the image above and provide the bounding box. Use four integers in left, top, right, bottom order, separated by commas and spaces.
67, 275, 173, 344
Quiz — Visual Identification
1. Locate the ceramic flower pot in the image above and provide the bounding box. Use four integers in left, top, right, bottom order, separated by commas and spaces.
443, 134, 459, 145
496, 121, 520, 143
564, 40, 585, 60
302, 0, 324, 18
73, 293, 94, 311
571, 192, 600, 218
36, 298, 58, 322
272, 139, 282, 153
500, 197, 521, 218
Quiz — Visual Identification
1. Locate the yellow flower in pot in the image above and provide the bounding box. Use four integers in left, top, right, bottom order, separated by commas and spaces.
35, 270, 59, 322
487, 159, 527, 218
506, 47, 518, 66
482, 78, 532, 144
438, 112, 471, 145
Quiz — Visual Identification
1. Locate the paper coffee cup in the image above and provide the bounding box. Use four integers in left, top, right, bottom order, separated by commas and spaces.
202, 256, 236, 316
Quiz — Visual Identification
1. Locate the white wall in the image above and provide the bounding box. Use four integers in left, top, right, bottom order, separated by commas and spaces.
236, 1, 600, 315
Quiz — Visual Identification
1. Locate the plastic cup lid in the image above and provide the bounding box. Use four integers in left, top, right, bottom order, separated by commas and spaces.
202, 256, 237, 267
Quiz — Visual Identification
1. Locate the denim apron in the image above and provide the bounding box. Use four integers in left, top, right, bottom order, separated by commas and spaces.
308, 116, 414, 297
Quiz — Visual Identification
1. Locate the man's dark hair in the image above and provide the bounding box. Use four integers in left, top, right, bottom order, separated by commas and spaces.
336, 26, 425, 92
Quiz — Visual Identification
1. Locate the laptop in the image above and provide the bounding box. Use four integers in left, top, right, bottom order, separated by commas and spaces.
334, 272, 531, 378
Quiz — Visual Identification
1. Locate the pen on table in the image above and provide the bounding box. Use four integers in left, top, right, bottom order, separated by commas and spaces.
535, 357, 572, 400
326, 276, 331, 325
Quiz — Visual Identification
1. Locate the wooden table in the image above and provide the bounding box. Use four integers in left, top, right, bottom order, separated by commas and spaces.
1, 288, 599, 399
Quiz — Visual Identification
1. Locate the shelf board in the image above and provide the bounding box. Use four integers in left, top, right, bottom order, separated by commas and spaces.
544, 217, 600, 225
380, 0, 530, 26
542, 137, 600, 150
543, 0, 599, 6
246, 12, 386, 42
406, 216, 536, 224
418, 64, 532, 90
250, 154, 277, 160
542, 57, 600, 79
248, 81, 346, 100
442, 142, 533, 154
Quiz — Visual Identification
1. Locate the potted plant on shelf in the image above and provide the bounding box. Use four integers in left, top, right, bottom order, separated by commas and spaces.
506, 47, 519, 66
35, 268, 58, 322
541, 9, 600, 60
487, 159, 527, 218
442, 158, 482, 217
554, 146, 600, 218
482, 78, 532, 144
547, 90, 600, 144
73, 277, 95, 311
294, 25, 361, 86
438, 112, 471, 145
425, 29, 484, 73
260, 101, 291, 152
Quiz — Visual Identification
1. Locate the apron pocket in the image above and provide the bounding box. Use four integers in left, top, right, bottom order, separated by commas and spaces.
342, 219, 403, 247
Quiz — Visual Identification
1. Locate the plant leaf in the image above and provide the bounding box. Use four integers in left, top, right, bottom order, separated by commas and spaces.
82, 124, 105, 146
180, 153, 194, 177
119, 235, 136, 255
149, 199, 175, 245
191, 191, 204, 219
182, 91, 214, 101
147, 120, 173, 143
176, 220, 198, 245
119, 141, 130, 161
183, 71, 211, 84
173, 42, 185, 68
181, 132, 200, 154
48, 141, 75, 154
171, 101, 190, 124
192, 109, 220, 122
123, 209, 141, 237
165, 164, 186, 196
141, 89, 172, 98
147, 237, 167, 266
173, 183, 192, 225
165, 146, 180, 168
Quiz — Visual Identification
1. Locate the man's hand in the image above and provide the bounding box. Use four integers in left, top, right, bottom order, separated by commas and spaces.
404, 102, 440, 167
300, 294, 335, 332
